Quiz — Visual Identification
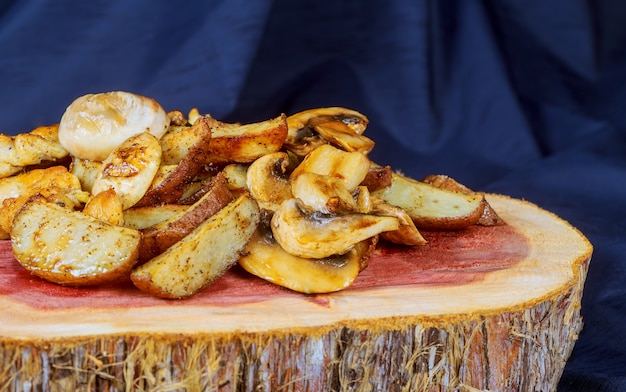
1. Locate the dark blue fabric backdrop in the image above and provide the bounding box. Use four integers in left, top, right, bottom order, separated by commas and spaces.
1, 1, 625, 390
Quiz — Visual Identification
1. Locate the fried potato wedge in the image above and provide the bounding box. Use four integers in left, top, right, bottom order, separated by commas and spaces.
130, 193, 260, 299
271, 198, 398, 259
360, 164, 393, 192
138, 173, 233, 263
11, 195, 141, 286
135, 117, 213, 206
83, 188, 125, 226
69, 157, 102, 193
222, 163, 249, 191
421, 174, 505, 226
92, 131, 162, 210
123, 204, 190, 230
0, 166, 89, 238
373, 172, 486, 230
239, 228, 376, 294
0, 124, 68, 178
203, 114, 288, 165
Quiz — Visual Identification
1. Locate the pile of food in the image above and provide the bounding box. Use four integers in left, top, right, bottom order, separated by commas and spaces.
0, 91, 503, 299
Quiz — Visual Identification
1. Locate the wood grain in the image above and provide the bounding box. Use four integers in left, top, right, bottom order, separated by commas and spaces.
0, 195, 593, 391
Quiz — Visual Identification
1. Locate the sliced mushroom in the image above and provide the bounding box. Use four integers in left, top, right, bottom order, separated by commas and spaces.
313, 121, 375, 154
291, 172, 356, 215
239, 226, 377, 294
370, 197, 426, 246
290, 144, 371, 193
246, 152, 292, 212
271, 198, 398, 259
285, 107, 369, 156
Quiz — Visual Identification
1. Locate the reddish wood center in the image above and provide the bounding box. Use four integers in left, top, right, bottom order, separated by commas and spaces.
0, 225, 528, 310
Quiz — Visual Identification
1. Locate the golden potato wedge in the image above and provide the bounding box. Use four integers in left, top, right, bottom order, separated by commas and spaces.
69, 157, 102, 193
11, 195, 141, 286
0, 124, 68, 178
160, 122, 212, 166
138, 172, 233, 263
222, 163, 249, 191
0, 166, 89, 236
360, 164, 393, 192
91, 131, 162, 210
271, 198, 398, 259
83, 188, 125, 226
135, 117, 213, 206
202, 114, 288, 165
239, 228, 376, 294
372, 172, 486, 230
123, 204, 190, 230
421, 174, 505, 226
130, 193, 260, 299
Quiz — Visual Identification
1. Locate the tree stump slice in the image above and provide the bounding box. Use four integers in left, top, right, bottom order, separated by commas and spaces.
0, 195, 593, 391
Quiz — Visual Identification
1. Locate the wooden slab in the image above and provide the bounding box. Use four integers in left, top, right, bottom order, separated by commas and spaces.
0, 195, 593, 391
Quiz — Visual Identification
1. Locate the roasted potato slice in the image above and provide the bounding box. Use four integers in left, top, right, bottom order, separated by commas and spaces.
239, 227, 376, 294
0, 124, 68, 179
373, 172, 486, 230
123, 204, 190, 230
135, 117, 213, 207
360, 164, 393, 192
0, 166, 89, 238
271, 198, 398, 259
138, 173, 233, 263
91, 131, 162, 210
222, 163, 249, 191
130, 193, 260, 299
421, 174, 505, 226
83, 188, 125, 226
69, 157, 102, 193
11, 195, 141, 286
202, 114, 288, 165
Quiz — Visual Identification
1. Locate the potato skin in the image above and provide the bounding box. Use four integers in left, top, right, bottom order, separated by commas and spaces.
10, 195, 141, 286
130, 193, 260, 299
138, 172, 233, 263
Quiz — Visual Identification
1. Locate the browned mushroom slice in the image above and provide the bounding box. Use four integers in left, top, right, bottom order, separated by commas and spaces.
239, 226, 377, 294
290, 144, 371, 193
246, 152, 293, 212
271, 198, 398, 259
284, 107, 369, 156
